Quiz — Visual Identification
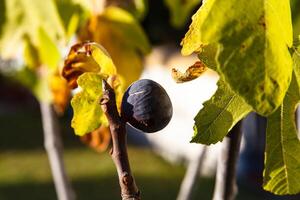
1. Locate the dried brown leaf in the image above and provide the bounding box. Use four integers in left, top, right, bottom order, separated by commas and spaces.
62, 42, 100, 89
172, 61, 207, 83
49, 72, 71, 114
80, 125, 111, 152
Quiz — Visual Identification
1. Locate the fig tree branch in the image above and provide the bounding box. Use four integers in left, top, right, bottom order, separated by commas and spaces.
177, 146, 207, 200
212, 121, 242, 200
40, 102, 75, 200
100, 79, 141, 200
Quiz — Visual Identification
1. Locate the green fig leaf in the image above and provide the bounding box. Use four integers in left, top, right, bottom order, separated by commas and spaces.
264, 76, 300, 195
263, 47, 300, 195
181, 0, 293, 116
192, 80, 252, 144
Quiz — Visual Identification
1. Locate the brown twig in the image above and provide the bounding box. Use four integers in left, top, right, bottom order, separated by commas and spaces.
100, 80, 141, 200
177, 146, 207, 200
212, 122, 242, 200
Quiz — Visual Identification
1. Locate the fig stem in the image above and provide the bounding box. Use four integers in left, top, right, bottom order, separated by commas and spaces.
100, 79, 141, 200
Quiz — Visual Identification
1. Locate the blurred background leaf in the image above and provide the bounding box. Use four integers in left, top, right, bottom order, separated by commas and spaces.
0, 0, 65, 58
291, 0, 300, 38
79, 6, 151, 88
106, 0, 148, 20
163, 0, 201, 28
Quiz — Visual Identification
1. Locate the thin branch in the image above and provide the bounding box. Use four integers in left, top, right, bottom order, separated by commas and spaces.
177, 146, 207, 200
212, 122, 242, 200
100, 80, 141, 200
40, 102, 75, 200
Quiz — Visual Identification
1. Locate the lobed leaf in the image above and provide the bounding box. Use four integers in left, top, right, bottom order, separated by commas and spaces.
263, 47, 300, 195
264, 80, 300, 194
192, 80, 252, 144
62, 42, 124, 135
71, 72, 108, 136
181, 0, 293, 116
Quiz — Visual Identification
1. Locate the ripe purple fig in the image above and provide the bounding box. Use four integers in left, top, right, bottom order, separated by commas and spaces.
121, 79, 173, 133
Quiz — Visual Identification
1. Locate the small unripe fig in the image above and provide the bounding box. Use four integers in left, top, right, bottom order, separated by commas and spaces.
121, 79, 173, 133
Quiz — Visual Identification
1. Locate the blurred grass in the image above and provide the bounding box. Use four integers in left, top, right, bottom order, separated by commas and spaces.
0, 102, 269, 200
0, 148, 191, 200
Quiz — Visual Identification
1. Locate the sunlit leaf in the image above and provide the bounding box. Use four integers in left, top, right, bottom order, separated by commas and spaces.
197, 44, 218, 71
71, 72, 108, 136
192, 80, 252, 144
172, 61, 207, 83
62, 41, 124, 135
181, 0, 293, 116
264, 69, 300, 194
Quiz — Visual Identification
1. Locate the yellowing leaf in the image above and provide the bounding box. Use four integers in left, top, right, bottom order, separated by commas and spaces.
62, 42, 116, 89
71, 72, 107, 136
49, 72, 71, 115
79, 6, 150, 88
181, 0, 293, 116
172, 61, 207, 83
98, 6, 150, 54
91, 43, 117, 75
62, 42, 124, 135
105, 42, 143, 88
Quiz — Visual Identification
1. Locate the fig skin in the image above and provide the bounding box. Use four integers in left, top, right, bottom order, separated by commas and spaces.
121, 79, 173, 133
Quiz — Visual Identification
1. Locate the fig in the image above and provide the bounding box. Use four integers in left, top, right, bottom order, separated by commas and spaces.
121, 79, 173, 133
